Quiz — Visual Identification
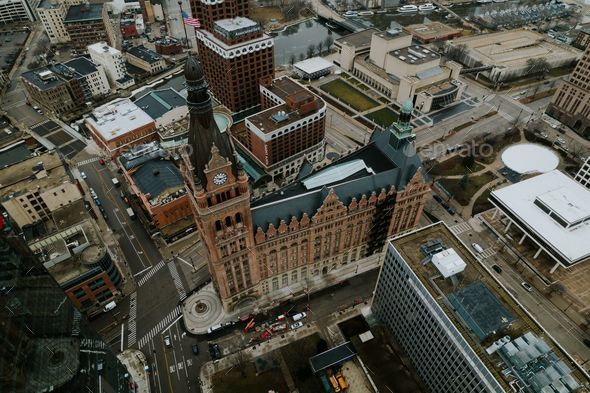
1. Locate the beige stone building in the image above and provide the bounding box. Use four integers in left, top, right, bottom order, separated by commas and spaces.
126, 45, 167, 75
336, 28, 464, 113
36, 0, 80, 45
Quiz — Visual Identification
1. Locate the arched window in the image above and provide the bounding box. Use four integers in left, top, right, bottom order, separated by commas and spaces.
215, 220, 222, 232
235, 213, 242, 224
225, 216, 232, 227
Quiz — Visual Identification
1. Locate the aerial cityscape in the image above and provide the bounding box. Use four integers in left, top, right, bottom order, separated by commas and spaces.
0, 0, 590, 392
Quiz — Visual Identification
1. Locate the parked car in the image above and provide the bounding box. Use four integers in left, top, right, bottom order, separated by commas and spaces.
98, 158, 105, 165
89, 188, 97, 199
207, 324, 223, 334
433, 194, 442, 203
164, 335, 172, 348
446, 206, 456, 215
292, 312, 307, 321
191, 344, 199, 355
80, 171, 87, 179
290, 321, 304, 330
471, 243, 484, 253
521, 282, 533, 292
492, 264, 502, 274
209, 343, 221, 359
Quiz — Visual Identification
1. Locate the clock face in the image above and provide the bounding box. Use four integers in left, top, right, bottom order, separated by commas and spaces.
212, 172, 228, 185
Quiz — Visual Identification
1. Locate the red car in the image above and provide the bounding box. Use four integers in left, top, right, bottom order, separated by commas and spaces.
98, 158, 105, 165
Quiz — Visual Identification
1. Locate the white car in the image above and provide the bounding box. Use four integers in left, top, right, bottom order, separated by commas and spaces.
471, 243, 484, 254
164, 335, 172, 347
521, 282, 533, 292
292, 312, 307, 321
80, 171, 87, 179
290, 321, 304, 330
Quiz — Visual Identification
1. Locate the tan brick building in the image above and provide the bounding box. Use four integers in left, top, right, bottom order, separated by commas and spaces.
181, 56, 429, 311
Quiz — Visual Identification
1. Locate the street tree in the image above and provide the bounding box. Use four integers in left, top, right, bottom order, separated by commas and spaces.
324, 35, 334, 50
317, 41, 324, 55
289, 54, 296, 66
306, 44, 315, 59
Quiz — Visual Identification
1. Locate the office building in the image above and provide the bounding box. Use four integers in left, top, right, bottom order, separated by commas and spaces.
488, 170, 590, 272
63, 3, 112, 50
119, 143, 194, 242
0, 230, 130, 393
126, 45, 166, 75
446, 30, 581, 83
336, 27, 465, 113
574, 157, 590, 189
546, 46, 590, 139
334, 28, 380, 72
85, 98, 156, 157
0, 0, 37, 23
193, 4, 274, 114
21, 67, 85, 115
57, 57, 110, 99
372, 222, 583, 393
36, 0, 78, 44
0, 152, 82, 234
88, 42, 134, 89
182, 56, 429, 311
233, 76, 326, 184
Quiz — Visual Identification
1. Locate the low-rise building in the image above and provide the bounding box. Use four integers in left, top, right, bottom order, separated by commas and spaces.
334, 28, 379, 72
57, 57, 110, 99
489, 170, 590, 272
134, 87, 187, 127
0, 0, 37, 23
119, 144, 194, 242
233, 76, 326, 185
21, 67, 85, 116
574, 157, 590, 189
0, 151, 82, 236
372, 222, 584, 393
293, 57, 333, 80
28, 219, 123, 315
64, 3, 112, 50
446, 29, 582, 83
88, 42, 134, 89
155, 37, 183, 55
340, 27, 465, 113
402, 22, 461, 44
126, 45, 166, 75
85, 98, 156, 157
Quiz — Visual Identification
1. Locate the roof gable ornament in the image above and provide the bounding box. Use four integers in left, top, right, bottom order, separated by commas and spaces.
206, 143, 229, 171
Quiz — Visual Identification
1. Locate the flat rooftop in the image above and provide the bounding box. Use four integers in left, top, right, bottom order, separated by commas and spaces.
449, 29, 582, 68
214, 17, 259, 33
489, 170, 590, 265
64, 3, 103, 22
127, 45, 162, 64
390, 45, 439, 66
62, 57, 98, 76
294, 57, 333, 75
134, 88, 186, 120
403, 22, 461, 41
0, 151, 66, 201
262, 76, 305, 100
86, 99, 154, 142
336, 28, 380, 48
246, 91, 323, 134
391, 222, 585, 389
21, 67, 64, 91
88, 42, 120, 56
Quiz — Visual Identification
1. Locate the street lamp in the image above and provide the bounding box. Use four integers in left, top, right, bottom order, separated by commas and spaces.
178, 1, 190, 49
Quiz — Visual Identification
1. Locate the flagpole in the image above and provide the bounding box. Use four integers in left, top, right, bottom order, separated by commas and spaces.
178, 1, 191, 49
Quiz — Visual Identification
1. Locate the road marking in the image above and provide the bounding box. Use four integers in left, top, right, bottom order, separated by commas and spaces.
137, 305, 182, 349
480, 248, 497, 259
186, 359, 193, 366
450, 222, 472, 236
162, 315, 183, 334
137, 260, 166, 286
177, 362, 183, 370
133, 266, 153, 277
127, 292, 137, 347
76, 157, 100, 167
120, 322, 125, 352
169, 365, 176, 373
168, 261, 187, 301
161, 337, 175, 393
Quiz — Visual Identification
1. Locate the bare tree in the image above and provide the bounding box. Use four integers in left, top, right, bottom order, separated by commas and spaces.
324, 35, 334, 51
298, 52, 305, 61
526, 58, 551, 80
306, 44, 315, 59
289, 54, 296, 66
316, 42, 323, 56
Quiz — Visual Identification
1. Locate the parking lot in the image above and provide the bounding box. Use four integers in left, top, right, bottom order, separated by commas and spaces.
0, 29, 29, 73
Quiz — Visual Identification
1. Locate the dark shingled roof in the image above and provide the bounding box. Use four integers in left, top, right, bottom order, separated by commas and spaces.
131, 160, 183, 199
135, 88, 185, 120
250, 125, 424, 231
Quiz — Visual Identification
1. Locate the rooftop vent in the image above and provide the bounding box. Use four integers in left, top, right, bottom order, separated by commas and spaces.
271, 111, 290, 123
153, 169, 160, 176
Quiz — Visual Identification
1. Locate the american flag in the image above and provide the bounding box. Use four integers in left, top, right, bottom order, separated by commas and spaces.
182, 11, 201, 28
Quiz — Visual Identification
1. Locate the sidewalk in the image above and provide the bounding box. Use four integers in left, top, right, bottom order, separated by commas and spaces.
118, 349, 151, 393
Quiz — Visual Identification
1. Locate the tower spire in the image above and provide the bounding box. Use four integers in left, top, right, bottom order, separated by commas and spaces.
184, 54, 236, 186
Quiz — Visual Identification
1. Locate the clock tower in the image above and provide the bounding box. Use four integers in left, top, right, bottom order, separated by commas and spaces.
181, 55, 259, 309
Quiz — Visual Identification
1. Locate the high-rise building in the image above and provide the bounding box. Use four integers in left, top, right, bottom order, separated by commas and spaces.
372, 222, 583, 393
63, 3, 112, 50
182, 56, 429, 311
546, 46, 590, 139
191, 0, 274, 114
0, 229, 130, 393
0, 0, 37, 24
37, 0, 78, 44
88, 42, 134, 89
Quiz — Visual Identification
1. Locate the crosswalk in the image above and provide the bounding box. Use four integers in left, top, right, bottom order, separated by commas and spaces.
137, 260, 166, 287
450, 222, 472, 236
81, 338, 107, 349
76, 157, 100, 167
127, 292, 137, 347
168, 261, 187, 301
137, 305, 182, 349
479, 247, 497, 259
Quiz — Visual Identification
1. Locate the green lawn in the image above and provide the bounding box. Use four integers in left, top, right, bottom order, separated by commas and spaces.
428, 155, 485, 176
320, 79, 379, 112
472, 188, 494, 215
280, 333, 325, 393
365, 107, 398, 128
439, 171, 497, 206
212, 361, 288, 393
478, 128, 521, 164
